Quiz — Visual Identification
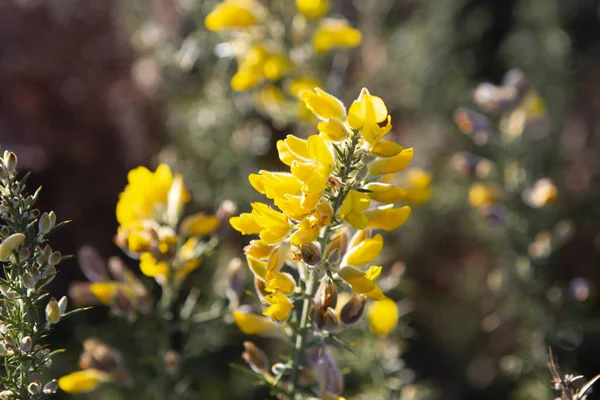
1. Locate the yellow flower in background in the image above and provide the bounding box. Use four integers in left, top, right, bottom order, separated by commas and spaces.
297, 0, 329, 19
367, 298, 399, 336
58, 369, 111, 393
379, 168, 432, 205
287, 77, 322, 99
312, 18, 362, 54
468, 183, 502, 208
204, 0, 264, 31
403, 168, 432, 204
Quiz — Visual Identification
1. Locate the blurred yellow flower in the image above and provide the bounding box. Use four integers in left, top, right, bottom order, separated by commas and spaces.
468, 183, 501, 208
205, 0, 264, 31
312, 18, 362, 54
58, 369, 111, 393
367, 298, 399, 336
233, 308, 277, 335
296, 0, 329, 19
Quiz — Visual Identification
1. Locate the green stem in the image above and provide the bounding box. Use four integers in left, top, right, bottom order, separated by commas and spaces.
287, 130, 361, 399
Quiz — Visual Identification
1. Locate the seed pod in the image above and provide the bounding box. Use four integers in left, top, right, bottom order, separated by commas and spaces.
323, 308, 339, 332
339, 294, 367, 325
314, 279, 337, 309
242, 341, 270, 374
309, 303, 326, 330
0, 233, 26, 262
301, 242, 322, 266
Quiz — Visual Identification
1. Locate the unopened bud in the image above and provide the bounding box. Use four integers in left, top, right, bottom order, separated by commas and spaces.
38, 212, 54, 235
4, 151, 17, 174
271, 362, 287, 375
3, 333, 17, 348
314, 349, 343, 396
339, 294, 367, 325
323, 308, 339, 332
18, 247, 30, 261
45, 297, 61, 326
58, 296, 68, 314
43, 379, 58, 394
42, 245, 52, 261
0, 226, 9, 239
21, 273, 36, 289
0, 233, 26, 262
242, 341, 270, 374
48, 251, 61, 266
301, 242, 322, 266
28, 381, 42, 395
0, 390, 15, 400
20, 336, 32, 352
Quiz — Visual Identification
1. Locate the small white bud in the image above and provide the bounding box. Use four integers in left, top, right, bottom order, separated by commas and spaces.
45, 297, 61, 327
38, 212, 53, 236
20, 336, 32, 352
58, 296, 68, 314
43, 379, 58, 394
21, 273, 36, 289
48, 251, 61, 266
28, 381, 42, 395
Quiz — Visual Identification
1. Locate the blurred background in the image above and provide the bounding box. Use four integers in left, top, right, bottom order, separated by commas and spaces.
1, 0, 600, 399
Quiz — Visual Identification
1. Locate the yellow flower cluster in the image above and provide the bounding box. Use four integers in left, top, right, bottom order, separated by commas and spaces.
114, 164, 219, 286
230, 87, 416, 326
204, 0, 361, 122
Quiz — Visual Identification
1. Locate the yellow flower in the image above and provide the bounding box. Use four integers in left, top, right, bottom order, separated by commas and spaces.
89, 282, 135, 306
263, 54, 292, 81
368, 148, 414, 176
117, 164, 190, 228
233, 308, 277, 335
468, 183, 501, 208
263, 292, 294, 321
301, 88, 346, 121
364, 205, 411, 231
180, 213, 220, 236
230, 203, 292, 244
58, 369, 111, 393
204, 0, 263, 31
286, 77, 322, 99
403, 168, 432, 204
139, 252, 201, 283
246, 256, 267, 280
338, 266, 386, 300
296, 0, 329, 19
367, 298, 399, 335
339, 190, 370, 229
244, 240, 275, 259
312, 18, 362, 53
344, 233, 383, 266
348, 88, 388, 129
264, 272, 296, 295
253, 85, 288, 118
318, 119, 348, 142
364, 183, 408, 204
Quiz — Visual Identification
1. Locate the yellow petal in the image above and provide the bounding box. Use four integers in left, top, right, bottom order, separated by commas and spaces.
365, 265, 382, 281
312, 18, 362, 54
263, 293, 294, 321
230, 213, 262, 235
89, 282, 123, 306
368, 148, 414, 176
348, 88, 388, 129
338, 266, 385, 300
301, 88, 346, 121
345, 234, 383, 266
264, 272, 296, 295
370, 140, 403, 157
368, 298, 399, 335
231, 67, 264, 91
205, 2, 260, 31
365, 183, 408, 204
263, 54, 292, 81
246, 256, 267, 280
180, 213, 220, 235
58, 369, 111, 393
318, 119, 347, 142
296, 0, 329, 19
139, 253, 169, 278
286, 77, 322, 99
365, 206, 411, 231
244, 240, 274, 259
233, 309, 277, 335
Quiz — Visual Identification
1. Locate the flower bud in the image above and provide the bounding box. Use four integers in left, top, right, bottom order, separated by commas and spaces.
28, 381, 42, 395
0, 390, 15, 400
4, 151, 17, 175
242, 341, 270, 375
18, 247, 30, 261
43, 379, 58, 394
301, 242, 321, 266
0, 226, 9, 239
21, 272, 36, 289
42, 245, 52, 261
313, 349, 343, 397
0, 233, 26, 262
325, 228, 347, 259
339, 294, 367, 325
323, 308, 339, 332
48, 251, 61, 266
20, 336, 32, 352
38, 212, 54, 236
271, 362, 287, 375
58, 296, 68, 314
45, 297, 61, 326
